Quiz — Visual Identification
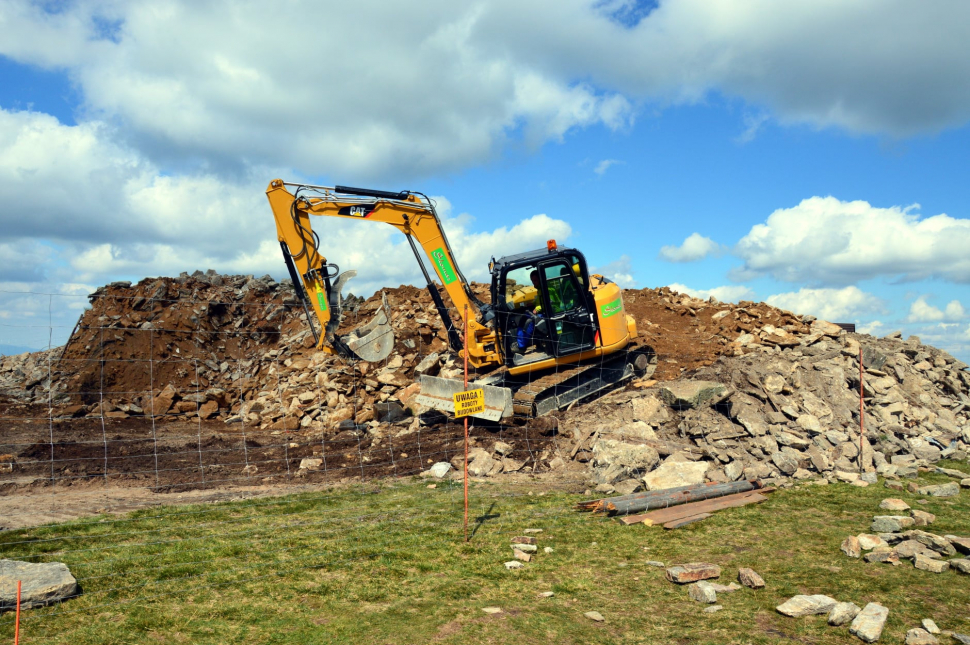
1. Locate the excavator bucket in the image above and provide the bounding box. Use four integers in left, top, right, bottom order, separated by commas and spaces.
415, 375, 513, 422
338, 291, 395, 363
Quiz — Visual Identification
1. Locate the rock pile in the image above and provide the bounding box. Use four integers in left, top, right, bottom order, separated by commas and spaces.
1, 274, 969, 488
576, 300, 970, 490
840, 496, 970, 575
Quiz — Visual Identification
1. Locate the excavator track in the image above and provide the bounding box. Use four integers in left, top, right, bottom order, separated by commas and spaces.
509, 346, 655, 417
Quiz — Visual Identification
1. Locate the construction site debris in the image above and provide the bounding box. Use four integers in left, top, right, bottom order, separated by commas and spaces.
577, 480, 762, 516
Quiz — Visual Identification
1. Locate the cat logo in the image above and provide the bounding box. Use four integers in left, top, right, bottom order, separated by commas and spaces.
338, 204, 376, 218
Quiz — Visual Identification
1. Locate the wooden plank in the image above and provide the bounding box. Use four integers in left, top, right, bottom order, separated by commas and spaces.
636, 491, 768, 525
663, 513, 712, 529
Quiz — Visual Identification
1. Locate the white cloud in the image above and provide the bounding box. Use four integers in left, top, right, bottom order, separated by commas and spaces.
592, 255, 636, 288
733, 197, 970, 285
594, 159, 621, 176
906, 295, 966, 323
667, 283, 754, 303
857, 320, 886, 337
659, 233, 724, 262
764, 286, 885, 322
735, 112, 770, 144
0, 0, 968, 187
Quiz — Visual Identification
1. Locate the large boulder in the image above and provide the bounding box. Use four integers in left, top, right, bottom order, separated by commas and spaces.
642, 459, 710, 491
0, 560, 78, 611
592, 439, 660, 484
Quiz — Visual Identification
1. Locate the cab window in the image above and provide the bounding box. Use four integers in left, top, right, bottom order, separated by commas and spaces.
503, 265, 539, 311
543, 263, 580, 314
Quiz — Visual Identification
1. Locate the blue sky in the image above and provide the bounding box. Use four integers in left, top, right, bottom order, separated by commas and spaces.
1, 0, 969, 360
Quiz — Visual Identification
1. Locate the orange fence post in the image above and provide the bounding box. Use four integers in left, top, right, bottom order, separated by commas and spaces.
14, 579, 21, 645
463, 305, 469, 543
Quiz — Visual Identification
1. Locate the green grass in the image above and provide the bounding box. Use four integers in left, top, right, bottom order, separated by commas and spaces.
2, 463, 970, 644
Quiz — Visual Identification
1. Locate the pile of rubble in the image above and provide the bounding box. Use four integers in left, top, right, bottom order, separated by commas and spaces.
576, 305, 970, 490
1, 273, 969, 488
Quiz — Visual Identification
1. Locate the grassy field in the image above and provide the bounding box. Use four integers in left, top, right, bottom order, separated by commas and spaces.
2, 464, 969, 644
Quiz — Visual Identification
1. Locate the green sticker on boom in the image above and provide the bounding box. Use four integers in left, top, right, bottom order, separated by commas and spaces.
599, 297, 622, 319
315, 287, 328, 312
431, 247, 458, 285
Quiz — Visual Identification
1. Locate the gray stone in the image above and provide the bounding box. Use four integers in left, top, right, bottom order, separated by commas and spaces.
593, 439, 660, 484
841, 535, 862, 558
880, 498, 911, 511
895, 540, 937, 560
642, 460, 710, 491
429, 461, 452, 478
584, 611, 605, 622
953, 634, 970, 645
770, 450, 799, 475
796, 414, 823, 433
909, 530, 956, 556
613, 478, 642, 496
703, 604, 723, 613
0, 560, 78, 611
910, 510, 936, 526
665, 562, 721, 584
659, 380, 728, 410
945, 535, 970, 554
872, 516, 915, 532
298, 457, 323, 471
858, 534, 889, 551
850, 603, 889, 643
492, 441, 513, 456
914, 554, 949, 573
504, 560, 524, 570
512, 544, 537, 553
828, 602, 862, 626
936, 467, 968, 479
414, 352, 440, 376
738, 567, 765, 588
905, 628, 939, 645
917, 482, 960, 497
922, 619, 941, 635
776, 594, 838, 617
688, 581, 718, 603
949, 558, 970, 574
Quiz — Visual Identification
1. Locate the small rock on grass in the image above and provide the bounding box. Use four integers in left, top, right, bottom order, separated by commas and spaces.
922, 619, 941, 635
482, 607, 503, 614
513, 544, 538, 553
917, 483, 960, 497
950, 559, 970, 574
842, 536, 862, 558
665, 563, 721, 584
857, 534, 889, 550
585, 611, 605, 622
952, 633, 970, 644
828, 602, 862, 626
504, 561, 524, 570
703, 605, 723, 614
513, 548, 532, 562
777, 595, 838, 617
911, 510, 936, 526
645, 560, 665, 567
914, 554, 949, 573
880, 498, 911, 511
543, 547, 554, 554
688, 581, 718, 604
512, 536, 537, 545
850, 603, 889, 643
738, 567, 765, 589
522, 528, 542, 534
537, 591, 555, 598
905, 628, 939, 645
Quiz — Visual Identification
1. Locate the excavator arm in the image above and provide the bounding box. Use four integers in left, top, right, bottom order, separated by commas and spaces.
265, 179, 502, 368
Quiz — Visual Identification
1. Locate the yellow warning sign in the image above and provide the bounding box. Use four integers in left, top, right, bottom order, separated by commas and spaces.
453, 388, 485, 418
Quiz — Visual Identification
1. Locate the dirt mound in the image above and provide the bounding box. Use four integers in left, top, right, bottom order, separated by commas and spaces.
2, 271, 967, 502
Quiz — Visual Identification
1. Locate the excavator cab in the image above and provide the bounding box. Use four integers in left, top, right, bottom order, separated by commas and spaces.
491, 244, 597, 366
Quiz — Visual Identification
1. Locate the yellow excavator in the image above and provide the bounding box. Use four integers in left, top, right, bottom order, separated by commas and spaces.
265, 179, 655, 420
